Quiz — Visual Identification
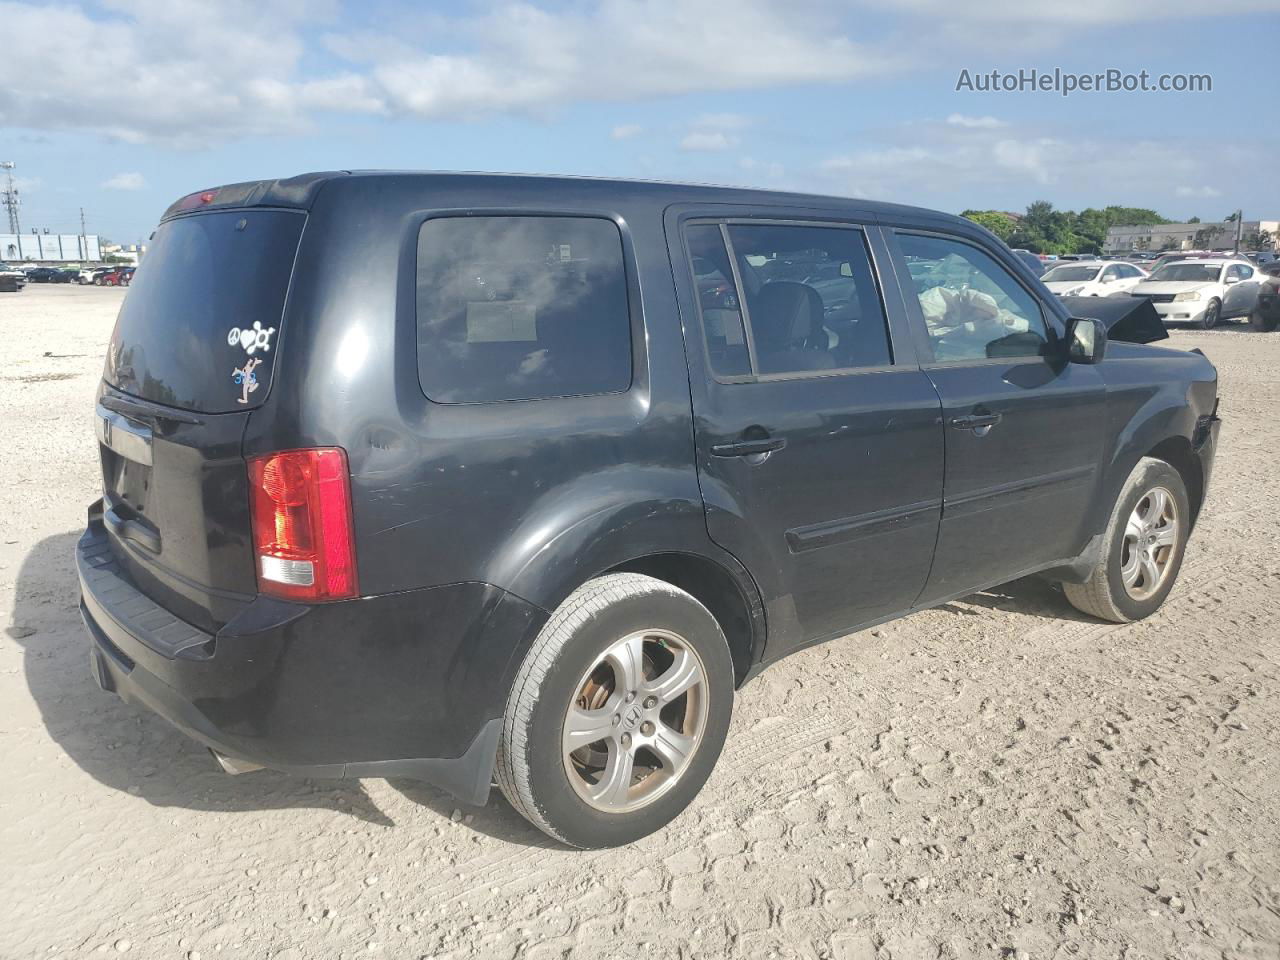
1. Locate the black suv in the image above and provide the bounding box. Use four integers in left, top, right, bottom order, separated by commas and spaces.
78, 172, 1220, 847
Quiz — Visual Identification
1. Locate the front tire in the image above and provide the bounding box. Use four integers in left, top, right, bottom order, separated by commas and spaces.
1250, 305, 1278, 332
1064, 457, 1190, 623
1199, 298, 1221, 329
496, 573, 734, 848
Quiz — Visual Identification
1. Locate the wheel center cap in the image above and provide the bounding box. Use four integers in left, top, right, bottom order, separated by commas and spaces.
622, 705, 643, 730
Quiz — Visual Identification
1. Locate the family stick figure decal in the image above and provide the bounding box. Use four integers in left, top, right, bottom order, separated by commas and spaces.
227, 322, 276, 403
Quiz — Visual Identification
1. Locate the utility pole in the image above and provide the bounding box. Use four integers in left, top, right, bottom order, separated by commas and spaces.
1234, 209, 1244, 254
80, 207, 88, 260
1, 161, 20, 235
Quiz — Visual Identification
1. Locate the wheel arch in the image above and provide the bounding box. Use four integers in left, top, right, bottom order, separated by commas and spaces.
483, 469, 769, 691
1145, 434, 1205, 526
606, 551, 765, 687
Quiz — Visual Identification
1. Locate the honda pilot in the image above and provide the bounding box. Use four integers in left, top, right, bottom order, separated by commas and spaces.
79, 172, 1220, 847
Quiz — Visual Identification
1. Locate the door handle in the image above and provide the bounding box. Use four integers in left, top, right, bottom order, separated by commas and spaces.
711, 437, 787, 458
950, 413, 1003, 433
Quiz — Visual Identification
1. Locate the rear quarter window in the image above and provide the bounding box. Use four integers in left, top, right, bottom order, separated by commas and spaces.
415, 216, 633, 403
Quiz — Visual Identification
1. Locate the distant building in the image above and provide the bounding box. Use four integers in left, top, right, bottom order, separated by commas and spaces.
1106, 220, 1279, 254
101, 242, 147, 265
0, 233, 101, 262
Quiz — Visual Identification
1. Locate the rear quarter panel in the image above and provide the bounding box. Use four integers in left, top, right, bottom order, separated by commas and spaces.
243, 174, 746, 613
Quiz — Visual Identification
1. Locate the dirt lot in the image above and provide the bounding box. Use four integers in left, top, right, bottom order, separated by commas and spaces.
1, 284, 1277, 960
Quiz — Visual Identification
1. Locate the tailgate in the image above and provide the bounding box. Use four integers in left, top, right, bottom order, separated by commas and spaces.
91, 206, 307, 633
96, 392, 257, 634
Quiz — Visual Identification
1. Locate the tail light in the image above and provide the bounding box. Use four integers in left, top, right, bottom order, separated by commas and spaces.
247, 448, 357, 601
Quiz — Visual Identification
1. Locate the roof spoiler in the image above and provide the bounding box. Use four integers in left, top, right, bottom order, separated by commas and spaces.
160, 171, 348, 221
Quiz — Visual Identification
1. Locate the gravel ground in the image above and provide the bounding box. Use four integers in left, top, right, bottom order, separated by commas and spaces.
2, 284, 1278, 960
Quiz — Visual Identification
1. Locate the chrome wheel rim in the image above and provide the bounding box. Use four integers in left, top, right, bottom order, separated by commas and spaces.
562, 629, 709, 814
1121, 486, 1179, 601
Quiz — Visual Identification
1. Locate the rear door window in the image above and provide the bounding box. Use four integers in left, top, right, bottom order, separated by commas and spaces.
416, 216, 633, 403
727, 223, 891, 374
104, 210, 304, 413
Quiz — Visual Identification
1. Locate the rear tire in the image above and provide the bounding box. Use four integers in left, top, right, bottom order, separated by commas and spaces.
1250, 306, 1278, 332
1064, 457, 1190, 623
496, 573, 734, 848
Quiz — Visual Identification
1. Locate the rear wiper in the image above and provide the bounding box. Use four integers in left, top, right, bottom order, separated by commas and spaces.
99, 394, 203, 425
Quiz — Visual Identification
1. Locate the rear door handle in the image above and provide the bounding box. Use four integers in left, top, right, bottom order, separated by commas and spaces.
950, 413, 1003, 432
711, 437, 787, 458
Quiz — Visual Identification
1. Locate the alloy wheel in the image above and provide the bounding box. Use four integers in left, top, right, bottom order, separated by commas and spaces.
1120, 485, 1179, 601
562, 628, 709, 813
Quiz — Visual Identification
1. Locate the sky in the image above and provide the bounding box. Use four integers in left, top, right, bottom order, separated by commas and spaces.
1, 0, 1277, 244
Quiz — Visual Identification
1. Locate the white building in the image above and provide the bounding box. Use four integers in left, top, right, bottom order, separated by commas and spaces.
0, 233, 101, 262
1106, 220, 1279, 254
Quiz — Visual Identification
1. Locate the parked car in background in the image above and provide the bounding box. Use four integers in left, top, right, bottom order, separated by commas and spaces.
79, 172, 1220, 848
1252, 261, 1280, 331
80, 266, 113, 284
1010, 248, 1046, 276
1148, 251, 1220, 273
0, 262, 26, 292
26, 266, 75, 284
1130, 258, 1265, 328
96, 266, 135, 286
1041, 260, 1148, 297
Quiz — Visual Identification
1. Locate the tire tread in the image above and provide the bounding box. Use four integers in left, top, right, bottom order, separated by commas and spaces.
495, 573, 707, 846
1064, 456, 1180, 623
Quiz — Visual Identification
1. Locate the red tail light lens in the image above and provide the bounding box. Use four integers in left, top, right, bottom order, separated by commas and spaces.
247, 448, 357, 601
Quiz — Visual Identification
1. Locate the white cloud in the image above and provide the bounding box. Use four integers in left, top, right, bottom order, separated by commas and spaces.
891, 0, 1280, 24
102, 172, 146, 191
611, 124, 643, 140
679, 112, 752, 151
0, 0, 1273, 148
992, 138, 1057, 183
817, 115, 1263, 210
946, 113, 1007, 129
691, 112, 751, 131
739, 156, 785, 180
0, 0, 892, 144
680, 131, 736, 152
1175, 185, 1223, 198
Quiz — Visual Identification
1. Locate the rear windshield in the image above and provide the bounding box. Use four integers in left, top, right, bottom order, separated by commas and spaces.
1148, 263, 1222, 283
1042, 265, 1102, 282
104, 210, 304, 413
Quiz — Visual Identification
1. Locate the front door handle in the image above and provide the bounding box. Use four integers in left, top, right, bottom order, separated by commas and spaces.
711, 437, 787, 458
950, 413, 1003, 434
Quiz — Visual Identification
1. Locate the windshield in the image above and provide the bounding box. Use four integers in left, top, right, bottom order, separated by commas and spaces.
1042, 265, 1102, 282
104, 209, 304, 413
1148, 263, 1222, 283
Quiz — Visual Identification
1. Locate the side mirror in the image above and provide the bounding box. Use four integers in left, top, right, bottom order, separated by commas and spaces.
1067, 316, 1108, 364
1224, 275, 1239, 284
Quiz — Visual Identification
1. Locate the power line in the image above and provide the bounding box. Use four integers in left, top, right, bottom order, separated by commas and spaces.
1, 161, 21, 234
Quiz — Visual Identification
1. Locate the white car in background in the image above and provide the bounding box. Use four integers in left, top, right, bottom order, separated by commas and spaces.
1041, 260, 1148, 297
1129, 258, 1265, 329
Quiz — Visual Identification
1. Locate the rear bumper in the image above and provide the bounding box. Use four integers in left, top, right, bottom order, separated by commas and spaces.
77, 509, 546, 804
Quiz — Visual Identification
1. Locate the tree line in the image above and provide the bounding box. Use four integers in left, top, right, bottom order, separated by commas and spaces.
960, 202, 1273, 255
